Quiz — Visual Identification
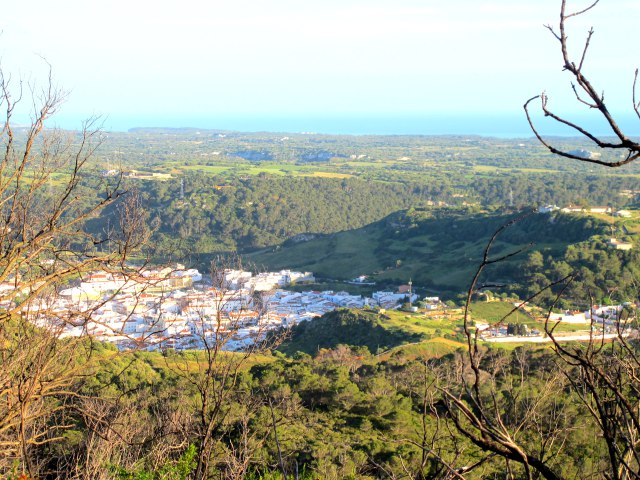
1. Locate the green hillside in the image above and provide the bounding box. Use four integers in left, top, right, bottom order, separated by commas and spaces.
249, 208, 607, 294
278, 308, 424, 356
278, 301, 588, 358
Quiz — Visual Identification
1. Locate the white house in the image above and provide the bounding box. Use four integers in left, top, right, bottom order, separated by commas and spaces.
538, 205, 559, 214
615, 210, 632, 218
548, 311, 589, 324
589, 206, 612, 214
608, 238, 633, 250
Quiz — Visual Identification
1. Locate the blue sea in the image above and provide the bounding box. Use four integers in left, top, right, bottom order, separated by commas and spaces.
73, 113, 640, 138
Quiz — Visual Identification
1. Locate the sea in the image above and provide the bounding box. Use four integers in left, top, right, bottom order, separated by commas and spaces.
64, 113, 640, 139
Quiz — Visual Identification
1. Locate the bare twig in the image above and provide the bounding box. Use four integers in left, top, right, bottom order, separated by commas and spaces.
526, 0, 640, 168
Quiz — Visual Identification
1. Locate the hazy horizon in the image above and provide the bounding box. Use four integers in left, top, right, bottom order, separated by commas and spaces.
4, 1, 640, 135
41, 112, 638, 139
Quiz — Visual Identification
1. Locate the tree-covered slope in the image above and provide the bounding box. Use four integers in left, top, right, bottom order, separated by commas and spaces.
139, 175, 439, 255
126, 166, 640, 257
250, 208, 608, 293
278, 308, 423, 356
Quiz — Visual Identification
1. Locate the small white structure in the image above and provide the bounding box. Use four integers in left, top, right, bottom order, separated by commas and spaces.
568, 149, 602, 160
223, 270, 253, 289
608, 238, 633, 250
538, 205, 559, 214
548, 311, 589, 324
588, 305, 624, 324
561, 205, 584, 213
614, 210, 632, 218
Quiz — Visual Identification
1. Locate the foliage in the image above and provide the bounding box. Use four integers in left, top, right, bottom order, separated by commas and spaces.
15, 329, 632, 479
71, 125, 640, 262
111, 444, 197, 480
277, 308, 424, 356
252, 208, 610, 303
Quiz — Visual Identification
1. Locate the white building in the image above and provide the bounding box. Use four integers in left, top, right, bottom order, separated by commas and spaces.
538, 205, 559, 214
608, 238, 633, 250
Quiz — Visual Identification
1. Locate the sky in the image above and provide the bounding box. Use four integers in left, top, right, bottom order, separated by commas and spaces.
2, 0, 639, 134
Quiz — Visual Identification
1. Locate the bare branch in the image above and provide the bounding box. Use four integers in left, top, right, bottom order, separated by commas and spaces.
527, 0, 640, 167
564, 0, 600, 19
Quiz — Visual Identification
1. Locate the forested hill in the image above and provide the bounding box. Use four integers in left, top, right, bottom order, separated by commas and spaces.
143, 175, 437, 255
75, 129, 640, 259
135, 171, 639, 257
250, 208, 623, 303
278, 308, 424, 356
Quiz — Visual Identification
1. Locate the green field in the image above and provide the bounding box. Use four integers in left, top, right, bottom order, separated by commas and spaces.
301, 302, 593, 360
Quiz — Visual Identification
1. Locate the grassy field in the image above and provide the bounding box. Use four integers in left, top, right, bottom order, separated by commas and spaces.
306, 171, 353, 179
384, 310, 454, 336
181, 165, 230, 175
146, 155, 638, 187
469, 301, 524, 323
472, 165, 562, 174
468, 301, 590, 333
375, 301, 590, 357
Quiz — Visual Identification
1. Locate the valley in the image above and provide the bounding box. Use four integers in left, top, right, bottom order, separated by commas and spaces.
77, 128, 640, 307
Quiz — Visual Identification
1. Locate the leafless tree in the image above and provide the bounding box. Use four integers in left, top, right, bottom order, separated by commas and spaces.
433, 215, 581, 480
541, 293, 640, 478
519, 1, 640, 477
437, 2, 640, 474
0, 64, 152, 477
525, 0, 640, 167
439, 219, 640, 478
436, 192, 640, 476
162, 255, 287, 479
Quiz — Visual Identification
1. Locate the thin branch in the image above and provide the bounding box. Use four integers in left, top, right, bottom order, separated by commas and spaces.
527, 0, 640, 168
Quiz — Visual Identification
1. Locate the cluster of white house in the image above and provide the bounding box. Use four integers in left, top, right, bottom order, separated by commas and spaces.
477, 304, 630, 340
538, 204, 632, 217
14, 266, 420, 351
536, 305, 628, 327
222, 269, 315, 291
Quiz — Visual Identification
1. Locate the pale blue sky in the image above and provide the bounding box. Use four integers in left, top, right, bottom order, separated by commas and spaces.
2, 0, 639, 133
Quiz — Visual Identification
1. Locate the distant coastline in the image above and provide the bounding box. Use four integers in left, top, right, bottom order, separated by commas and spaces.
118, 114, 537, 138
52, 113, 640, 139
